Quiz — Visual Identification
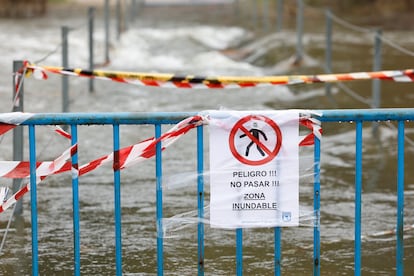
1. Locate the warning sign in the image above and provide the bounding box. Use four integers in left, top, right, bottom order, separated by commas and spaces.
209, 110, 300, 229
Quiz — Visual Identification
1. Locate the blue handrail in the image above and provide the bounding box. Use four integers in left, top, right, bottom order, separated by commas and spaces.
10, 108, 414, 125
2, 108, 411, 275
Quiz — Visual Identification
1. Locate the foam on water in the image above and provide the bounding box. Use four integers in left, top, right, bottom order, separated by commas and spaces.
0, 6, 414, 275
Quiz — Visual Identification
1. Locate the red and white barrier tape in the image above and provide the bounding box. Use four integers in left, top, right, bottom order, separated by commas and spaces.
25, 63, 414, 89
0, 112, 34, 135
0, 112, 320, 213
0, 145, 76, 213
0, 115, 206, 213
300, 117, 322, 146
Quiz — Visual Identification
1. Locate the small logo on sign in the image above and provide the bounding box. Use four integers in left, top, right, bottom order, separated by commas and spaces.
282, 212, 292, 222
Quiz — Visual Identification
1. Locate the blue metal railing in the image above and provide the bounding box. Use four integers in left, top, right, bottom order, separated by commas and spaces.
3, 108, 412, 275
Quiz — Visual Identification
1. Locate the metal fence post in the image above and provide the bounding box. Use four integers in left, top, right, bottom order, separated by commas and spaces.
62, 26, 69, 113
372, 29, 382, 135
252, 0, 258, 30
71, 125, 81, 276
104, 0, 110, 65
313, 136, 321, 276
372, 29, 382, 109
325, 9, 332, 97
262, 0, 270, 32
123, 0, 129, 33
236, 228, 243, 276
155, 124, 164, 275
274, 227, 281, 276
295, 0, 304, 63
354, 121, 363, 276
12, 60, 24, 219
396, 121, 405, 276
116, 0, 121, 41
113, 124, 123, 276
88, 7, 95, 93
130, 0, 137, 23
276, 0, 284, 32
234, 0, 240, 20
197, 126, 205, 276
29, 124, 39, 276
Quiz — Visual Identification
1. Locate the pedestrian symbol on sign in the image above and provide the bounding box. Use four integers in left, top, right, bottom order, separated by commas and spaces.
239, 122, 268, 157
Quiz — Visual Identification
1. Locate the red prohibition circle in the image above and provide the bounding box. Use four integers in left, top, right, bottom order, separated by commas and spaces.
229, 114, 282, 166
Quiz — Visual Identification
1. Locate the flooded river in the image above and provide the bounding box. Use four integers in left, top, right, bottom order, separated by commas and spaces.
0, 2, 413, 275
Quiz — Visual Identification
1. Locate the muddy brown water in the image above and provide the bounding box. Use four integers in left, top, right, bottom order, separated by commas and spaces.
0, 3, 414, 275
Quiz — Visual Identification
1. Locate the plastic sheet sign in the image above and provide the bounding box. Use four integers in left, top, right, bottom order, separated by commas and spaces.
209, 110, 299, 229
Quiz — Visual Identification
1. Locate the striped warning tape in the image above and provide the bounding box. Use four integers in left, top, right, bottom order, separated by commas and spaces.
26, 63, 414, 89
0, 112, 34, 135
0, 113, 75, 212
0, 114, 206, 213
0, 111, 320, 213
0, 145, 76, 213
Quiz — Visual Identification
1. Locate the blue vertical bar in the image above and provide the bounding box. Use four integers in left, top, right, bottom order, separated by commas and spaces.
313, 135, 321, 276
71, 125, 81, 276
236, 228, 243, 276
28, 125, 39, 276
113, 124, 123, 276
274, 227, 281, 276
197, 126, 205, 276
155, 124, 163, 276
396, 121, 405, 276
354, 121, 363, 276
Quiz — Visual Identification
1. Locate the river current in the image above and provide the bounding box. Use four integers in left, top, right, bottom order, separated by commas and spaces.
0, 2, 413, 275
